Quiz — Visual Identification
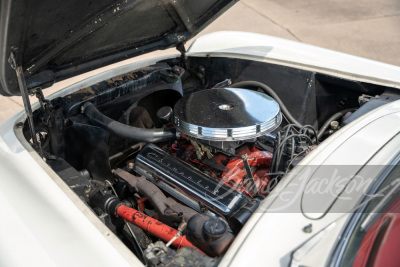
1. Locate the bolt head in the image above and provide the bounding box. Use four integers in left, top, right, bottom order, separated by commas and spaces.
302, 224, 313, 233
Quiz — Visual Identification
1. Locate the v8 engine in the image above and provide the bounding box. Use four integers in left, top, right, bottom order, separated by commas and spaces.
32, 59, 372, 265
135, 88, 281, 220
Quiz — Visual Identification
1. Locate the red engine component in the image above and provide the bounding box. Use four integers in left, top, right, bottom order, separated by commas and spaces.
164, 138, 273, 198
116, 204, 201, 251
221, 147, 272, 197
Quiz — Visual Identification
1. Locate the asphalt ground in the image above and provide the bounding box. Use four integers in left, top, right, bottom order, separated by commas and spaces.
1, 0, 399, 122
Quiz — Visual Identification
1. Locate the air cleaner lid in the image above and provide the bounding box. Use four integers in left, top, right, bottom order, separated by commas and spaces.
173, 88, 281, 141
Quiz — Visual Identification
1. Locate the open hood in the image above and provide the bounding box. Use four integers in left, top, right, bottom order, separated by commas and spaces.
0, 0, 236, 96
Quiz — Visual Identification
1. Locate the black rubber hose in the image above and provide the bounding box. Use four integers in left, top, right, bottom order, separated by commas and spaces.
230, 81, 303, 126
82, 102, 177, 143
316, 108, 355, 141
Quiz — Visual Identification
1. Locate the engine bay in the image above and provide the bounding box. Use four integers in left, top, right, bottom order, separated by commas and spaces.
23, 56, 400, 266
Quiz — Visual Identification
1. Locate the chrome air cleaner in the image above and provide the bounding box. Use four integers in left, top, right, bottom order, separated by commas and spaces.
173, 88, 281, 144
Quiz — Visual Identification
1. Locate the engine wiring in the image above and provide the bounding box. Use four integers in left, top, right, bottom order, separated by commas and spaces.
189, 158, 221, 180
270, 124, 318, 177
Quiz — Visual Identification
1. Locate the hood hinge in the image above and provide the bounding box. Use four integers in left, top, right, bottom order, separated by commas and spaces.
8, 52, 44, 158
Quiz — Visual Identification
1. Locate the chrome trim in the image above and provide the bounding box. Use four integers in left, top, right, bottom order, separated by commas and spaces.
134, 144, 249, 217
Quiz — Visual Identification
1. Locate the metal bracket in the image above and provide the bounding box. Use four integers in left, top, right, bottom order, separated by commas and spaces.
241, 154, 259, 197
9, 52, 44, 158
176, 42, 187, 68
31, 87, 51, 111
31, 87, 52, 125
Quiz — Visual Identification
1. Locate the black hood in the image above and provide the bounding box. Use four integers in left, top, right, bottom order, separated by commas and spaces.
0, 0, 236, 96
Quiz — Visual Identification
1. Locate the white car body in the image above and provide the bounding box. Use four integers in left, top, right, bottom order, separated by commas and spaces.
1, 31, 400, 266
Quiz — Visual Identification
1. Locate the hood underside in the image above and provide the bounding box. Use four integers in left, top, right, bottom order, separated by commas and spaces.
0, 0, 236, 96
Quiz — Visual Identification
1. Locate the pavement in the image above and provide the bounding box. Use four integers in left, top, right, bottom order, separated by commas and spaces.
1, 0, 400, 122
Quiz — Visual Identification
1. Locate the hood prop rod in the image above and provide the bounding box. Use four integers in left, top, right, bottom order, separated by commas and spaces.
9, 52, 43, 158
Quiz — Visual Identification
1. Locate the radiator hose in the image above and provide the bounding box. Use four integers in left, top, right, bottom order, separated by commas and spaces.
82, 102, 177, 143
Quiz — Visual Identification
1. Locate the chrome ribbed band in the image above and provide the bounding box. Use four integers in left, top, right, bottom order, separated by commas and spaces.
174, 112, 282, 141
